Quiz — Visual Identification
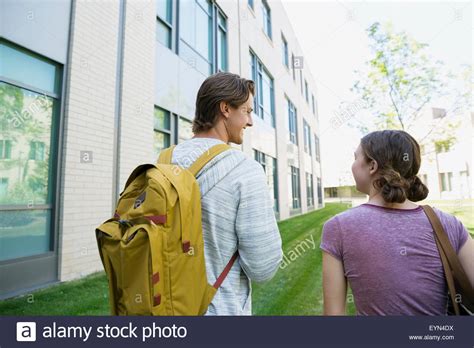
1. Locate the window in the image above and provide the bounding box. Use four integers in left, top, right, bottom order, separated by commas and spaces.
314, 134, 320, 162
216, 11, 228, 72
317, 177, 323, 206
305, 80, 309, 103
291, 53, 296, 81
306, 173, 314, 207
29, 141, 46, 161
178, 117, 193, 143
178, 0, 227, 75
262, 0, 272, 39
179, 0, 212, 75
281, 34, 289, 68
156, 0, 173, 48
0, 140, 12, 159
421, 174, 428, 186
287, 98, 298, 145
303, 120, 312, 155
154, 106, 172, 156
312, 94, 316, 114
154, 108, 194, 152
440, 172, 453, 192
0, 178, 8, 197
300, 70, 303, 94
254, 149, 279, 212
290, 166, 301, 209
250, 50, 275, 127
248, 0, 254, 9
0, 40, 61, 261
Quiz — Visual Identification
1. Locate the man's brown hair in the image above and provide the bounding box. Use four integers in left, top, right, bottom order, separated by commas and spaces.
193, 72, 255, 133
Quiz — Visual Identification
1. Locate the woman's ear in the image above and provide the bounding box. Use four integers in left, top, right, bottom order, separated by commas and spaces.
369, 159, 378, 175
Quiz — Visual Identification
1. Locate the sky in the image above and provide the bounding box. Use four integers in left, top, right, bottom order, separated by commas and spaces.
281, 0, 473, 187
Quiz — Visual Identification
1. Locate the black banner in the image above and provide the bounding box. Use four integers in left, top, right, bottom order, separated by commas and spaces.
1, 316, 473, 347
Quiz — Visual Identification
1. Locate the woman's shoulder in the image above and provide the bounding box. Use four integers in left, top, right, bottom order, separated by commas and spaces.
323, 204, 369, 228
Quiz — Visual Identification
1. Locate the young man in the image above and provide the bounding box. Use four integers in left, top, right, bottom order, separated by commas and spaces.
170, 72, 282, 315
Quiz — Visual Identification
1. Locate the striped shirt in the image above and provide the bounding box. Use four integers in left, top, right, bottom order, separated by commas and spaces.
172, 137, 283, 315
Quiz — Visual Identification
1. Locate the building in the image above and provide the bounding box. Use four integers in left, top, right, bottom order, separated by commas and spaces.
417, 109, 473, 200
0, 0, 322, 299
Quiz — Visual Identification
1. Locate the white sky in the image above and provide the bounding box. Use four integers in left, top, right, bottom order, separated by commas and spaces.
281, 0, 473, 186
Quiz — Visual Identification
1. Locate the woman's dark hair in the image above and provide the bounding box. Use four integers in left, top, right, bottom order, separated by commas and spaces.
193, 72, 255, 133
360, 130, 429, 203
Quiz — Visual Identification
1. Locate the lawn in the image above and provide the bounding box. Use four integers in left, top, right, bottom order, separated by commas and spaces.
252, 202, 355, 315
0, 203, 370, 315
423, 199, 474, 236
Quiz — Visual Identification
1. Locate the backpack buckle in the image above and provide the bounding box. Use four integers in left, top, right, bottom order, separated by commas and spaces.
118, 219, 132, 229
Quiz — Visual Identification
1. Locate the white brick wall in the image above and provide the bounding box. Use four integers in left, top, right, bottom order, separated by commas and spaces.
59, 0, 155, 282
118, 0, 155, 188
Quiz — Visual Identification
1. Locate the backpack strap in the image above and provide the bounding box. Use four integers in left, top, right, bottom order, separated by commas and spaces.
157, 145, 177, 165
213, 251, 239, 289
157, 143, 231, 175
421, 205, 474, 315
188, 144, 232, 177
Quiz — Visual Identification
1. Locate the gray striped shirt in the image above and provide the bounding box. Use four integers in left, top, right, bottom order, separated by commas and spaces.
171, 138, 282, 315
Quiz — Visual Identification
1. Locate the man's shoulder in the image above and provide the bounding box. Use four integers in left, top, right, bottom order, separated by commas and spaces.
227, 152, 265, 177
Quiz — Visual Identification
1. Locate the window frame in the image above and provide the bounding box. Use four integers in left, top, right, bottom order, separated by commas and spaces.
281, 33, 289, 68
304, 79, 309, 103
261, 0, 272, 39
0, 39, 63, 261
175, 0, 228, 75
291, 53, 296, 81
306, 172, 314, 207
303, 120, 312, 156
291, 166, 301, 209
287, 98, 298, 145
254, 149, 279, 213
314, 133, 320, 162
0, 139, 12, 159
250, 49, 276, 128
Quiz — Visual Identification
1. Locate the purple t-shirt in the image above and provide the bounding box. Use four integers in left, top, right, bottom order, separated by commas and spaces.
320, 203, 469, 315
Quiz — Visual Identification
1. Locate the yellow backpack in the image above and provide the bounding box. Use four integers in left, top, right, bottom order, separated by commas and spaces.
95, 143, 239, 315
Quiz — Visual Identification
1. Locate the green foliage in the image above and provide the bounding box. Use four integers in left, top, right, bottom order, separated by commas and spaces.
352, 22, 468, 152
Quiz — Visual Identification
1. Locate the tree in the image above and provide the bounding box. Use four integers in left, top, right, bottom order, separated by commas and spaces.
351, 22, 469, 153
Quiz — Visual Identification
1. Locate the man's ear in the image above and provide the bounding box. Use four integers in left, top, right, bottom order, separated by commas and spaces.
369, 160, 378, 175
219, 101, 230, 119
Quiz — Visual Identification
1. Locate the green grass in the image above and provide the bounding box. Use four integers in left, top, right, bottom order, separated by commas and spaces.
424, 200, 474, 236
0, 272, 110, 315
252, 202, 356, 315
0, 203, 358, 315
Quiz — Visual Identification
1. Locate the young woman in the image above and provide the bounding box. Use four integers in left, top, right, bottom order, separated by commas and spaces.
320, 130, 474, 315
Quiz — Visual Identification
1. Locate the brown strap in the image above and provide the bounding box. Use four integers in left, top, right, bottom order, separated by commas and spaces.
213, 251, 239, 289
422, 205, 470, 315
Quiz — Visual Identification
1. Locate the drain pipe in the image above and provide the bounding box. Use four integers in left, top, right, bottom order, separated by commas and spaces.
112, 0, 127, 212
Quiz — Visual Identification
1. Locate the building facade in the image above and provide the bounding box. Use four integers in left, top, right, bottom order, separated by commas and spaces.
0, 0, 323, 299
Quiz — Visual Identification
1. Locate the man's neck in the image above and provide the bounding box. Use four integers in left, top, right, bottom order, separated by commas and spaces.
193, 128, 228, 143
